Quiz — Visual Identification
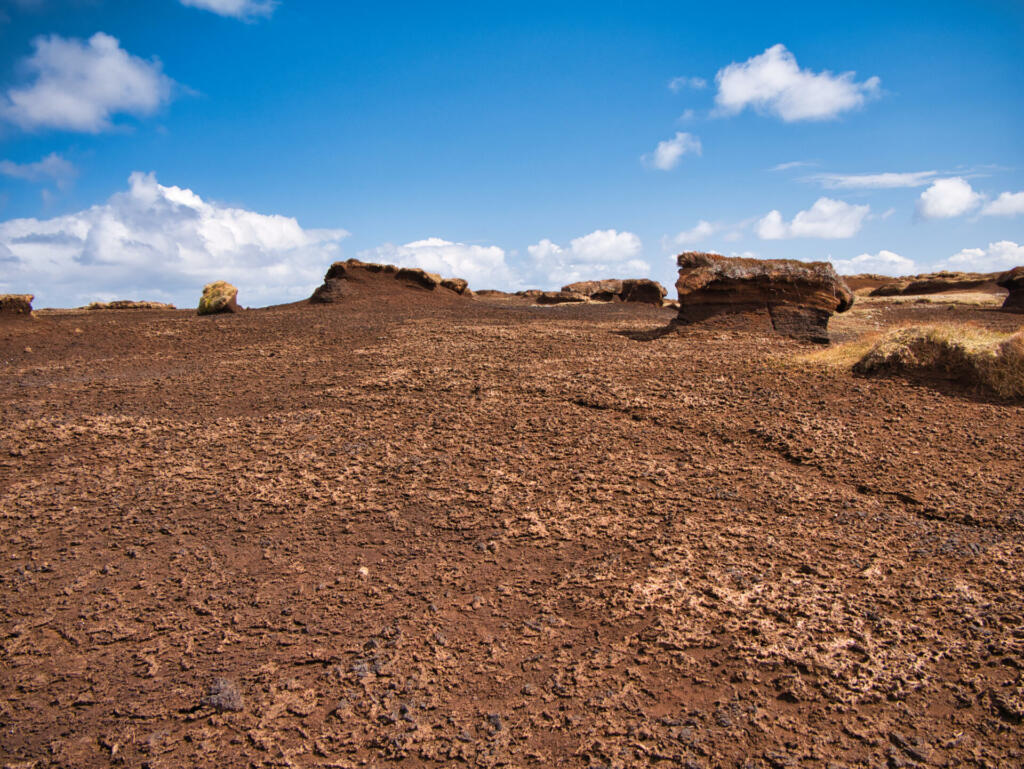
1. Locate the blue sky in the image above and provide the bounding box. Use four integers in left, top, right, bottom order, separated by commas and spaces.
1, 0, 1022, 307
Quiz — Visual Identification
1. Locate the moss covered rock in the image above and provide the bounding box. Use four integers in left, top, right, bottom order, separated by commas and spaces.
197, 281, 239, 315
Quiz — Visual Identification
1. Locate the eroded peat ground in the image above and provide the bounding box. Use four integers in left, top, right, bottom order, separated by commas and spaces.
1, 292, 1022, 768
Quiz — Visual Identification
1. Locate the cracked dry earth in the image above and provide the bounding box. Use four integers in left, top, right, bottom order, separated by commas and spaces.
1, 288, 1023, 769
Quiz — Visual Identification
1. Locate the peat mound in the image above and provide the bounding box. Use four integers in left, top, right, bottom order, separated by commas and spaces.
85, 300, 176, 311
0, 294, 33, 318
561, 278, 667, 304
997, 266, 1024, 312
562, 279, 623, 301
674, 251, 853, 342
868, 270, 1002, 297
852, 324, 1024, 398
535, 290, 588, 305
309, 259, 473, 303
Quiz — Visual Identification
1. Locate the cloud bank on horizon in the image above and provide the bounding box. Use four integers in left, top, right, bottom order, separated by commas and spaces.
0, 2, 1021, 307
3, 171, 1019, 308
0, 173, 346, 307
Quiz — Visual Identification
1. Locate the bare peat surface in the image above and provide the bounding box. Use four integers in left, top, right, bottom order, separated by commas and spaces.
1, 287, 1023, 768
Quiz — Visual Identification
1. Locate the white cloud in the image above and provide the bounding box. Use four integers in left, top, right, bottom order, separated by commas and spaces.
668, 76, 707, 92
645, 132, 702, 171
179, 0, 277, 19
770, 160, 816, 172
669, 219, 717, 246
0, 33, 174, 132
358, 237, 515, 288
528, 229, 647, 286
0, 172, 347, 307
917, 177, 981, 219
567, 229, 643, 262
0, 152, 75, 188
940, 241, 1024, 273
816, 171, 938, 189
981, 191, 1024, 217
714, 44, 880, 121
757, 197, 870, 239
831, 250, 915, 276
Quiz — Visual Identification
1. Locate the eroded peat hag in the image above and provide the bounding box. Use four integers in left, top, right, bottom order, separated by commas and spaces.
1, 289, 1022, 768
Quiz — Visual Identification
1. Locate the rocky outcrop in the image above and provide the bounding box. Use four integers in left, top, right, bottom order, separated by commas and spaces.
868, 271, 1001, 297
535, 291, 588, 305
309, 259, 471, 303
560, 278, 667, 304
0, 294, 33, 316
396, 267, 442, 290
86, 300, 176, 310
997, 266, 1024, 312
441, 277, 470, 295
621, 279, 667, 305
674, 252, 853, 342
344, 259, 398, 275
197, 282, 239, 315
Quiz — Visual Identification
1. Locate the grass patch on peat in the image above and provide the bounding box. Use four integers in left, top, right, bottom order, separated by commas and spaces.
800, 323, 1024, 398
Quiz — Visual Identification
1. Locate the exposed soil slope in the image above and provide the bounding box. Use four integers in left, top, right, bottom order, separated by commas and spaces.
1, 285, 1022, 768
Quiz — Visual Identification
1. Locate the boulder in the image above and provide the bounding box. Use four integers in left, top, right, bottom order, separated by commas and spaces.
395, 267, 442, 290
621, 279, 667, 305
197, 281, 239, 315
562, 279, 624, 302
997, 266, 1024, 312
0, 294, 33, 316
674, 252, 853, 342
535, 290, 588, 305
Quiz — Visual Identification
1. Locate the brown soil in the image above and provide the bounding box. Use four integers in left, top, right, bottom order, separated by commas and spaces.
1, 281, 1023, 768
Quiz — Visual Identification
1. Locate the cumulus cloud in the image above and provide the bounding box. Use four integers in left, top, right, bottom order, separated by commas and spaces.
645, 132, 702, 171
714, 44, 880, 121
939, 241, 1024, 273
179, 0, 277, 19
668, 76, 706, 92
757, 197, 870, 239
358, 237, 515, 289
831, 250, 915, 276
0, 33, 174, 132
981, 191, 1024, 217
815, 171, 937, 189
0, 152, 75, 188
916, 177, 981, 219
0, 172, 347, 307
669, 220, 718, 247
527, 229, 647, 286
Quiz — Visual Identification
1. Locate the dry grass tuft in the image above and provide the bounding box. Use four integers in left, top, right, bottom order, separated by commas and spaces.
797, 333, 883, 369
798, 323, 1024, 397
852, 324, 1024, 397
